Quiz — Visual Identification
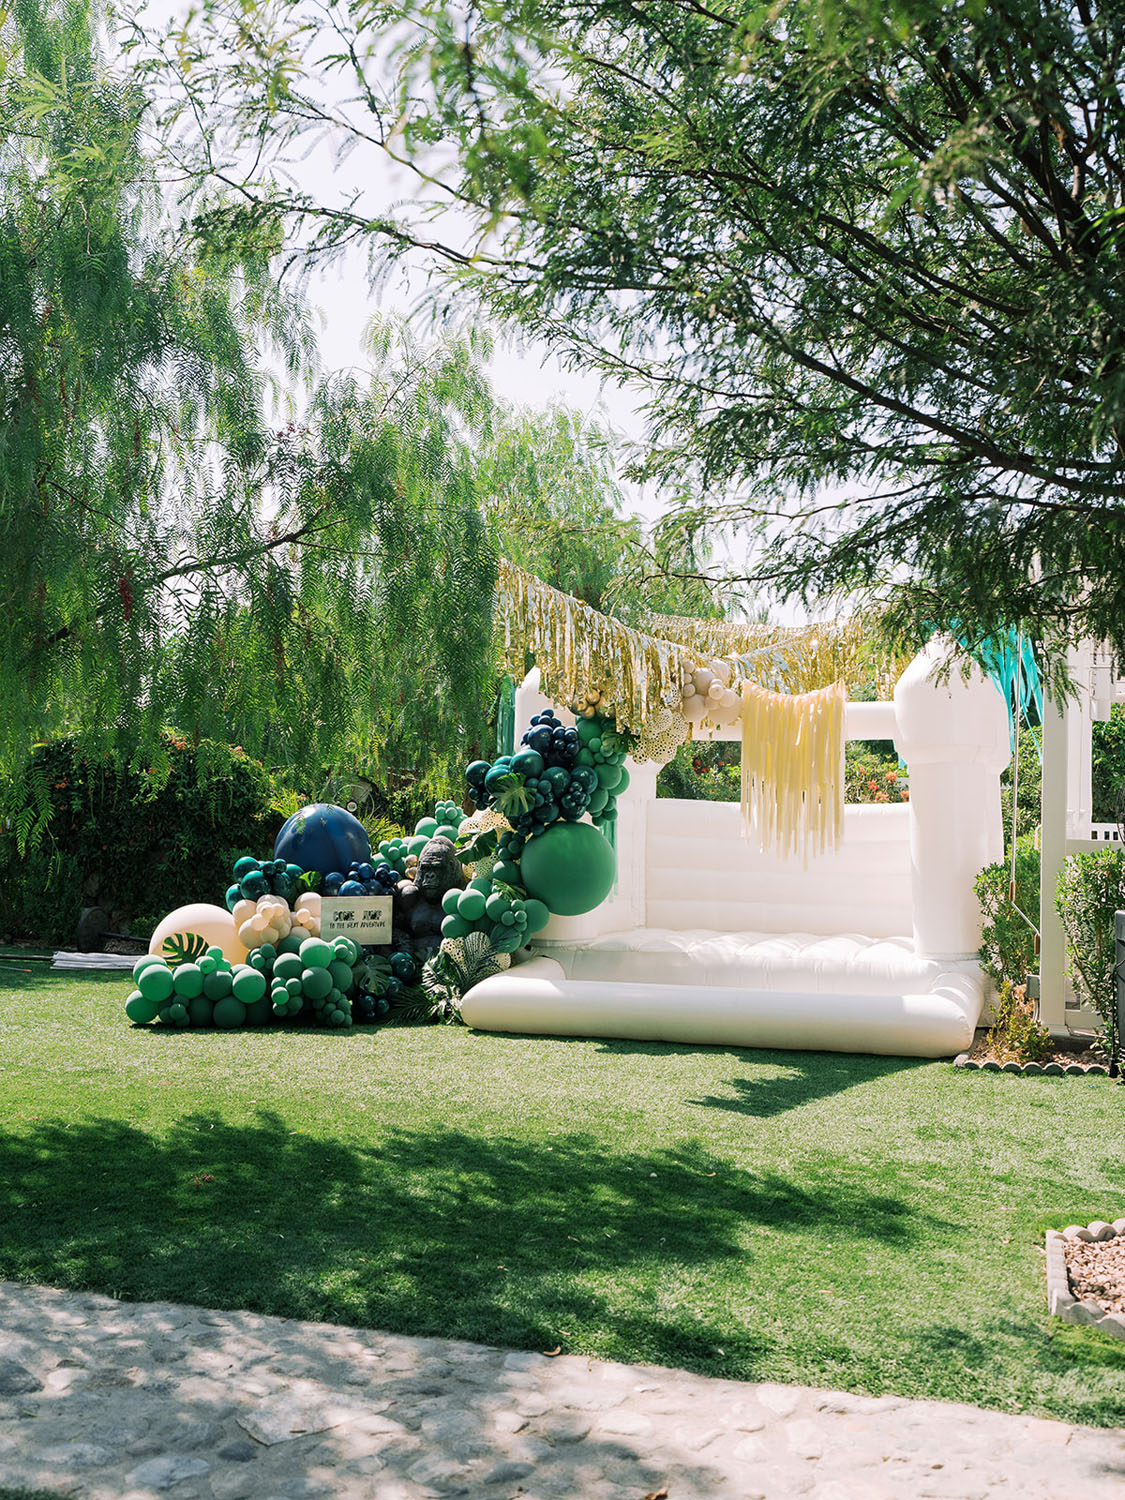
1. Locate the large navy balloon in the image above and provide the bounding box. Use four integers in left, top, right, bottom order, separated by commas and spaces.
274, 804, 371, 879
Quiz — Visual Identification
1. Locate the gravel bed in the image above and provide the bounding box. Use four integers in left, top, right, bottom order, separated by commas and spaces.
1065, 1236, 1125, 1315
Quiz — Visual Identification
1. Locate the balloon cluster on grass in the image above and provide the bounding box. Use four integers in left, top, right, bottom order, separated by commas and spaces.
440, 874, 550, 953
264, 935, 363, 1027
125, 950, 269, 1029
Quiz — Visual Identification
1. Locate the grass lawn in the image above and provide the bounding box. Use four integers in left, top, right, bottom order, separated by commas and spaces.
1, 962, 1123, 1428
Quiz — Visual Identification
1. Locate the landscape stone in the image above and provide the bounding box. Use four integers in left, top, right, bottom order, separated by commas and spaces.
126, 1453, 211, 1489
0, 1357, 43, 1395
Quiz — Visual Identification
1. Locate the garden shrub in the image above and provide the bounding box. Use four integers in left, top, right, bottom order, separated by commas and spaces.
985, 980, 1052, 1064
0, 737, 290, 944
1056, 849, 1124, 1064
974, 835, 1040, 987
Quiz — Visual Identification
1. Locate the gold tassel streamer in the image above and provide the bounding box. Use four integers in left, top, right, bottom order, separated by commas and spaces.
739, 681, 846, 862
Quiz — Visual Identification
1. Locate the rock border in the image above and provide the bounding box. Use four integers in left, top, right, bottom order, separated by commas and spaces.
953, 1054, 1110, 1075
1045, 1218, 1125, 1342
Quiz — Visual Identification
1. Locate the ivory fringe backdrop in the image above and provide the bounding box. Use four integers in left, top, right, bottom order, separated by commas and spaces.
495, 562, 858, 856
740, 682, 847, 862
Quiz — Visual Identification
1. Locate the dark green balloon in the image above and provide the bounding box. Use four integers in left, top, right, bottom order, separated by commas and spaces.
187, 995, 214, 1028
519, 821, 616, 916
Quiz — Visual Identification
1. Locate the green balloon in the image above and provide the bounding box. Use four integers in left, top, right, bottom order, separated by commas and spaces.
328, 959, 354, 991
299, 937, 332, 969
301, 966, 332, 1001
414, 817, 439, 837
132, 953, 166, 983
442, 914, 470, 939
203, 969, 233, 1000
519, 822, 616, 916
138, 964, 174, 1004
171, 962, 203, 999
521, 898, 550, 933
615, 766, 630, 794
225, 883, 243, 912
187, 995, 214, 1028
233, 855, 261, 878
457, 888, 487, 922
125, 991, 160, 1025
244, 995, 272, 1027
441, 888, 462, 916
231, 967, 267, 1004
595, 762, 623, 790
212, 996, 248, 1029
274, 952, 303, 982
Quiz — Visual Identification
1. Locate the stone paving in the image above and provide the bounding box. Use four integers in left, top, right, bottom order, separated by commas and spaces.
1, 1281, 1123, 1500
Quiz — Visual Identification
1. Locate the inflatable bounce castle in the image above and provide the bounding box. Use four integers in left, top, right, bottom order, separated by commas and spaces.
462, 636, 1011, 1059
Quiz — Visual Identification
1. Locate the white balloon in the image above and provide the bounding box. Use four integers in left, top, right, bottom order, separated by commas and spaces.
710, 659, 732, 686
707, 679, 725, 701
721, 686, 738, 708
232, 899, 256, 928
684, 693, 708, 723
692, 668, 714, 696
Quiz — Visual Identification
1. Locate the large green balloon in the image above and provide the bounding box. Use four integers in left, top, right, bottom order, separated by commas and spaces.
519, 822, 616, 916
137, 964, 174, 1004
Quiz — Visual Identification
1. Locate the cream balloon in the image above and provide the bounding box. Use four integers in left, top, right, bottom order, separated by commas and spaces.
710, 659, 732, 686
692, 667, 714, 696
683, 693, 708, 723
149, 903, 247, 965
707, 679, 725, 701
232, 898, 256, 928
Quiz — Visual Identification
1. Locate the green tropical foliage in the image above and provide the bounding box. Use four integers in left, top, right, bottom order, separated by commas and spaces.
144, 0, 1125, 669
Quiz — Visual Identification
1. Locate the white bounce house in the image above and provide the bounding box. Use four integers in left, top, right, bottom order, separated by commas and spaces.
462, 639, 1012, 1058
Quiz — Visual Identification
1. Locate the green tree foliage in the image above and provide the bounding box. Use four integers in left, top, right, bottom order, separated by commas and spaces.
145, 0, 1125, 666
7, 0, 710, 818
0, 735, 289, 943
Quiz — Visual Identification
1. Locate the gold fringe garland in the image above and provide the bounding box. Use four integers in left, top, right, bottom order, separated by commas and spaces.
496, 559, 695, 735
645, 612, 905, 698
740, 681, 846, 862
495, 561, 850, 857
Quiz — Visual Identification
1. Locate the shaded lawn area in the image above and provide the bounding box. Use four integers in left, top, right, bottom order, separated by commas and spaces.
0, 964, 1123, 1428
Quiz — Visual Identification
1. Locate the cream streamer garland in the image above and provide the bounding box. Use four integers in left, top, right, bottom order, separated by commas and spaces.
740, 681, 846, 862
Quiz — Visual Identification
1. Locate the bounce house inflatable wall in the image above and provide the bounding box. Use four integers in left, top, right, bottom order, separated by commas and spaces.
461, 640, 1011, 1057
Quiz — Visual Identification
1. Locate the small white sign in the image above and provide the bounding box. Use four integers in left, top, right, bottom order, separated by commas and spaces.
320, 895, 393, 945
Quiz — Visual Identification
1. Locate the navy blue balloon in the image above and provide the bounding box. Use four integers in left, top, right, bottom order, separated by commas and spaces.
274, 804, 371, 880
339, 879, 365, 896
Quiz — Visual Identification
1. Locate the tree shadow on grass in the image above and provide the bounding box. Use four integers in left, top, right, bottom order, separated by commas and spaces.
680, 1048, 922, 1119
0, 1111, 917, 1378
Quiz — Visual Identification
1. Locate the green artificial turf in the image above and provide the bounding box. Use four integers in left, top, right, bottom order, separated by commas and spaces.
1, 962, 1123, 1427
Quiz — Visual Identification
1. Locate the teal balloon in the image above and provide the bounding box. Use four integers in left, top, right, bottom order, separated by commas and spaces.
518, 822, 616, 916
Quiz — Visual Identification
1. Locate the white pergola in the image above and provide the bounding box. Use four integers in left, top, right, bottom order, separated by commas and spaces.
1039, 642, 1125, 1030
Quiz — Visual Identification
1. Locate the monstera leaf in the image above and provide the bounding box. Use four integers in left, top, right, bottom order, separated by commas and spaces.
161, 931, 208, 967
456, 827, 499, 865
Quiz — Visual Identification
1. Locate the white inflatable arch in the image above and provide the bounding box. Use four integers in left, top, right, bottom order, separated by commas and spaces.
462, 639, 1011, 1057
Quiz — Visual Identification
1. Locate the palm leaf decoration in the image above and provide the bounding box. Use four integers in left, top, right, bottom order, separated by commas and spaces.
417, 932, 508, 1023
491, 773, 534, 819
161, 931, 208, 967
